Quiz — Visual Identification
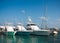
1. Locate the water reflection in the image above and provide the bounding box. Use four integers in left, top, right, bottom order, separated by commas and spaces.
0, 35, 54, 43
15, 36, 31, 43
4, 36, 16, 43
31, 36, 49, 43
0, 35, 4, 43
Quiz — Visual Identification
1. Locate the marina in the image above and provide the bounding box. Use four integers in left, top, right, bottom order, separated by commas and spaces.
0, 0, 60, 43
0, 22, 58, 36
0, 18, 58, 36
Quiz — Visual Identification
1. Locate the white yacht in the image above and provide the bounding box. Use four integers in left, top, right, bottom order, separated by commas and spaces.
15, 23, 32, 35
27, 18, 50, 36
0, 26, 5, 32
0, 26, 5, 35
4, 23, 16, 35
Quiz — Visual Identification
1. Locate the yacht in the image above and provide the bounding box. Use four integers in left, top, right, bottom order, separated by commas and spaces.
4, 23, 16, 35
0, 26, 5, 35
0, 26, 5, 32
26, 18, 50, 36
51, 27, 58, 35
15, 23, 32, 35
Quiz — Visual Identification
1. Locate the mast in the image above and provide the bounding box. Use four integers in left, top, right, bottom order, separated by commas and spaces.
44, 6, 48, 29
41, 0, 48, 29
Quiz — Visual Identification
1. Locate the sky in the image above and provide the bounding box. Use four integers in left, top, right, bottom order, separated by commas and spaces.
0, 0, 60, 28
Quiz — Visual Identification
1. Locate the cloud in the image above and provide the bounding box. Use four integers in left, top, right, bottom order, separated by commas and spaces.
40, 16, 48, 20
21, 10, 25, 14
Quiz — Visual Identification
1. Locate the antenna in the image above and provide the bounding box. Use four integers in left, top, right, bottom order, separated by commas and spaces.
28, 16, 32, 24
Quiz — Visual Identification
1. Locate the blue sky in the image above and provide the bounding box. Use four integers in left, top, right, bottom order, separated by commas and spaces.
0, 0, 60, 28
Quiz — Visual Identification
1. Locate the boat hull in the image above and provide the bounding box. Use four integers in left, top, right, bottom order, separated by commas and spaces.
15, 31, 31, 35
51, 31, 58, 36
4, 32, 15, 36
31, 30, 50, 36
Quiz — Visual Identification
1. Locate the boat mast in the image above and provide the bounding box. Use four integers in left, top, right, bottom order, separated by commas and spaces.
41, 1, 48, 29
44, 6, 48, 29
28, 16, 32, 24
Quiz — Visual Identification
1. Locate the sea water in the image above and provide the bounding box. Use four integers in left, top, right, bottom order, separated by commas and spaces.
0, 32, 60, 43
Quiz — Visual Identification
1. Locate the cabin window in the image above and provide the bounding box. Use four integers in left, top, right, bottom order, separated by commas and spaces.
27, 24, 36, 26
27, 28, 32, 30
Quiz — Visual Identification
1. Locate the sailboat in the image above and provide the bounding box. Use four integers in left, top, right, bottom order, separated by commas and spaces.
4, 23, 16, 36
26, 17, 50, 36
15, 23, 32, 35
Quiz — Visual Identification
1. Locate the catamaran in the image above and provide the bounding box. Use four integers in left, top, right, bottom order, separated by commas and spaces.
26, 18, 50, 36
15, 23, 32, 35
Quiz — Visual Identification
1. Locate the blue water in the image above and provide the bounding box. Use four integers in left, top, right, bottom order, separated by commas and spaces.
0, 32, 60, 43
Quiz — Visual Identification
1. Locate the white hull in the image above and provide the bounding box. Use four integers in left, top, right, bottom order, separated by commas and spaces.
31, 30, 50, 36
